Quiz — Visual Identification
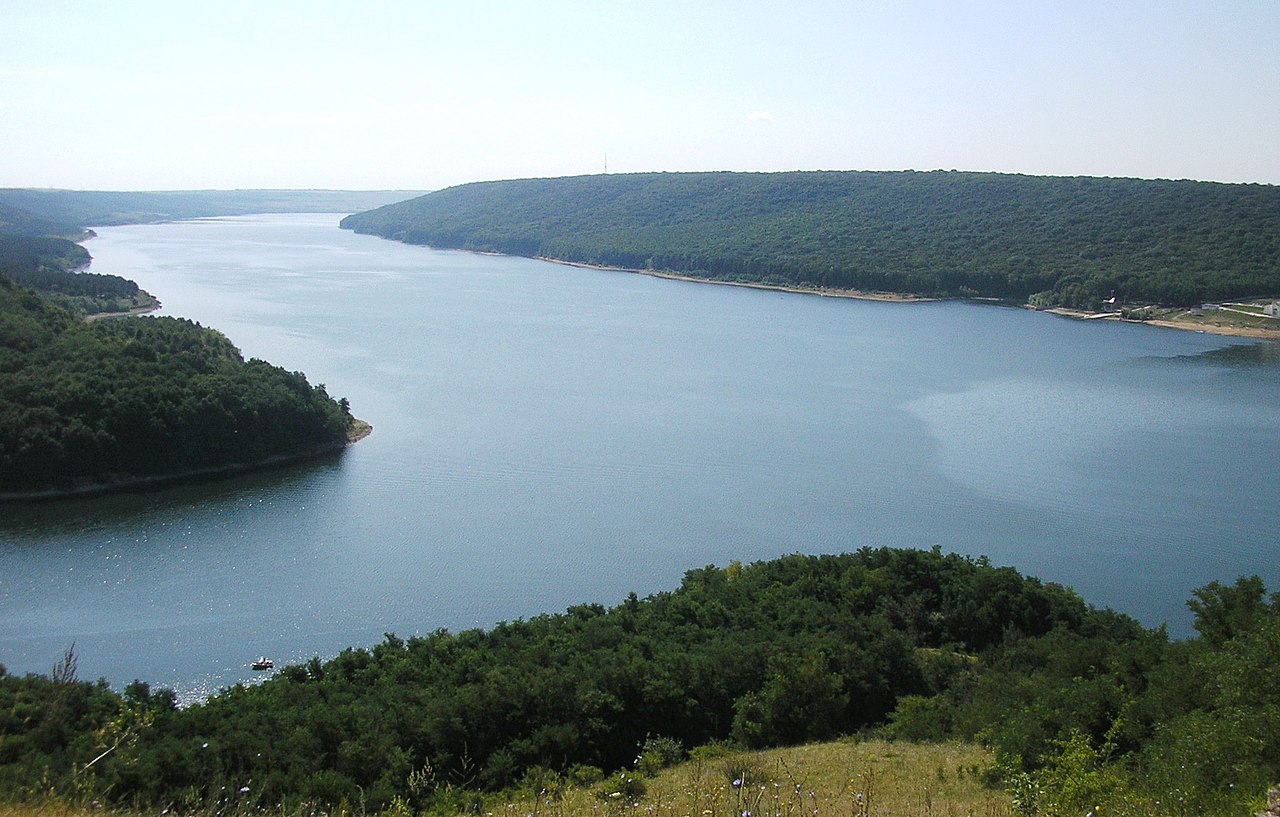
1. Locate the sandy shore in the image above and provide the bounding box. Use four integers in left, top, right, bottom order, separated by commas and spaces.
1044, 307, 1280, 340
542, 256, 1280, 339
1141, 319, 1280, 339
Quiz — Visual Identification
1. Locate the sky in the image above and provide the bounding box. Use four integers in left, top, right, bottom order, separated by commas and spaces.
2, 0, 1278, 191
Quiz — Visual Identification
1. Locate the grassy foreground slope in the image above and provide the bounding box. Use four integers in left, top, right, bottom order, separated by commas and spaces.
0, 740, 1013, 817
499, 739, 1010, 817
2, 549, 1276, 815
341, 171, 1280, 309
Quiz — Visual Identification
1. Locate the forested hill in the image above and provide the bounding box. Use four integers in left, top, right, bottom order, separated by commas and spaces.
0, 201, 85, 239
0, 188, 423, 227
0, 278, 358, 497
340, 171, 1280, 309
0, 233, 156, 316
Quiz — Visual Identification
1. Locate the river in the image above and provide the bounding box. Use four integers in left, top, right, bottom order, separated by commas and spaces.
2, 213, 1277, 702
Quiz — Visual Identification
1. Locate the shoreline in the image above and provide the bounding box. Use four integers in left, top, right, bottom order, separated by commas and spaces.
535, 256, 935, 302
0, 419, 372, 503
538, 256, 1280, 338
1042, 307, 1280, 340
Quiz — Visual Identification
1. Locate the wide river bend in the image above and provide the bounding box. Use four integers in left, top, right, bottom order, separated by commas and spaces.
2, 214, 1277, 702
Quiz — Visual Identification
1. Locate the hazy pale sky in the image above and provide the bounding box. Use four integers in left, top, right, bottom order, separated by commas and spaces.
3, 0, 1278, 190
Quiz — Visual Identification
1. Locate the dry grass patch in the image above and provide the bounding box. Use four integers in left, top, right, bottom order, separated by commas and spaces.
495, 740, 1011, 817
0, 742, 1011, 817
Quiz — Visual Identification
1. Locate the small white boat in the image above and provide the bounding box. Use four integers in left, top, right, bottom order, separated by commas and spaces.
251, 656, 274, 671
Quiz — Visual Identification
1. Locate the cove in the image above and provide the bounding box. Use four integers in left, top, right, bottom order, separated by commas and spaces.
2, 214, 1277, 703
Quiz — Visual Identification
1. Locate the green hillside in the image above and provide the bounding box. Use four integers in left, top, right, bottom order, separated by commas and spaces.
0, 192, 373, 497
0, 188, 423, 227
0, 278, 357, 496
0, 202, 86, 239
0, 233, 156, 316
341, 171, 1280, 309
2, 548, 1275, 815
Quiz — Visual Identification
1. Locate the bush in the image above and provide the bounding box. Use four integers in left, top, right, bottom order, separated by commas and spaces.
883, 695, 955, 742
635, 735, 684, 776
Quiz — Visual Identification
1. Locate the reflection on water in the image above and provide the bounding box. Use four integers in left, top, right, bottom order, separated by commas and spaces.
1187, 339, 1280, 366
0, 454, 348, 540
2, 215, 1278, 703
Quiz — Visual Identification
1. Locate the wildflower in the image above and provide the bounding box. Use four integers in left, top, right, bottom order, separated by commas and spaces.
733, 778, 742, 788
240, 786, 251, 793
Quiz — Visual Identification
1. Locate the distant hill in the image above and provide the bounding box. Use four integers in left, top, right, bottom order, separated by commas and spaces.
340, 171, 1280, 309
0, 201, 85, 239
0, 188, 424, 228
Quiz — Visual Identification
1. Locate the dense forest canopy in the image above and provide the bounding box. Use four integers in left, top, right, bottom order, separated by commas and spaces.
1, 548, 1275, 816
0, 188, 422, 228
0, 202, 86, 239
341, 171, 1280, 309
0, 233, 153, 315
0, 277, 356, 495
0, 191, 370, 496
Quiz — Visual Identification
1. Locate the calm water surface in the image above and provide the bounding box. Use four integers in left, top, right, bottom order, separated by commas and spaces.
2, 214, 1277, 701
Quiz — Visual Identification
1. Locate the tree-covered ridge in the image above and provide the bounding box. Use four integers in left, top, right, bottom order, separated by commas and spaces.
0, 189, 423, 227
0, 278, 355, 495
2, 547, 1274, 815
0, 234, 156, 316
0, 202, 86, 239
341, 171, 1280, 309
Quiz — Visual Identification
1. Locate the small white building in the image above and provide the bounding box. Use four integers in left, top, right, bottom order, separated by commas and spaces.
1264, 301, 1279, 318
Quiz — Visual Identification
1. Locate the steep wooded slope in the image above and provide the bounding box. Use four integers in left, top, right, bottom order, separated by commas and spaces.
342, 171, 1280, 308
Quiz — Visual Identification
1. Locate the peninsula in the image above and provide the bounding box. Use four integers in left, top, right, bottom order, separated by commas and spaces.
0, 192, 386, 499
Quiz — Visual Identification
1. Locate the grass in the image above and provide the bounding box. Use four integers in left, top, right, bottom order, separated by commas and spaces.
0, 741, 1011, 817
1131, 305, 1279, 334
488, 740, 1010, 817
